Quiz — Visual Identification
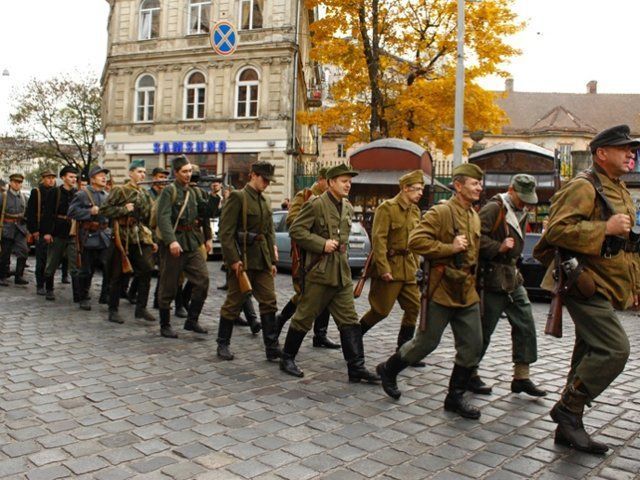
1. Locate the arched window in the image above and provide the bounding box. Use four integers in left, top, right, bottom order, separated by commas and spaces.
240, 0, 263, 30
188, 0, 211, 34
236, 68, 259, 118
135, 74, 155, 122
185, 71, 206, 120
139, 0, 160, 40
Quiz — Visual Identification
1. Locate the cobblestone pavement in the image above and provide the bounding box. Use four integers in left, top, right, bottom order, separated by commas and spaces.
1, 260, 640, 480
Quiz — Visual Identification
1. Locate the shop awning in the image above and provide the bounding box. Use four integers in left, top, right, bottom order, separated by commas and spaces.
350, 170, 450, 191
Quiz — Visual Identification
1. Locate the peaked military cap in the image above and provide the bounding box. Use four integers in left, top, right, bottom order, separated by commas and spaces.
589, 124, 640, 153
510, 173, 538, 204
60, 166, 79, 177
89, 165, 110, 178
129, 159, 145, 171
326, 163, 358, 180
251, 161, 276, 181
452, 163, 483, 180
151, 166, 170, 176
399, 169, 425, 187
9, 173, 24, 182
172, 155, 190, 172
40, 170, 56, 178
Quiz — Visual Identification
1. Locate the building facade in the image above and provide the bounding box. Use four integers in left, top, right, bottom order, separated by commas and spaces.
102, 0, 321, 204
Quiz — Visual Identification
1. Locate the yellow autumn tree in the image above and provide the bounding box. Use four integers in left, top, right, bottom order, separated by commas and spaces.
301, 0, 523, 153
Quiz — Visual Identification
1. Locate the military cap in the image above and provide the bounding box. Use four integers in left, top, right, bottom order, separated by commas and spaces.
172, 155, 190, 172
589, 124, 640, 153
129, 159, 146, 171
510, 173, 538, 204
40, 170, 56, 178
399, 169, 425, 187
191, 164, 201, 180
326, 163, 358, 180
251, 161, 276, 181
89, 165, 110, 178
151, 166, 170, 176
9, 173, 24, 182
317, 167, 328, 179
60, 165, 79, 177
452, 163, 483, 180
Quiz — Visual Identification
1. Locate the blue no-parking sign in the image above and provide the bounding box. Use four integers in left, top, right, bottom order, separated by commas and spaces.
210, 21, 238, 56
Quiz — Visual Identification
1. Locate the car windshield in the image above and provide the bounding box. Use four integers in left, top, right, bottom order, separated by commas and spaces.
350, 221, 366, 236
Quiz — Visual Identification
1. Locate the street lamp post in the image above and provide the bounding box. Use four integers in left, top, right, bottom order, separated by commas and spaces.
452, 0, 466, 169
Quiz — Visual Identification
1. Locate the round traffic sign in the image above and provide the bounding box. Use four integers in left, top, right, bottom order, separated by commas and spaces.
210, 21, 238, 56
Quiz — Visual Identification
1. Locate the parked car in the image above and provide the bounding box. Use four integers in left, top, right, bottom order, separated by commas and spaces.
272, 210, 371, 274
518, 232, 550, 301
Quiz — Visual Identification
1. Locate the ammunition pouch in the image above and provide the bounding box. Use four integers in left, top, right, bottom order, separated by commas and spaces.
559, 252, 596, 299
483, 260, 522, 294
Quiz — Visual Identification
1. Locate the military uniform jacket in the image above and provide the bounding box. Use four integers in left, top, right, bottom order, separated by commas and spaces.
41, 186, 77, 239
1, 189, 28, 239
534, 169, 640, 310
67, 186, 111, 250
219, 185, 276, 271
369, 193, 420, 282
101, 181, 153, 246
286, 183, 323, 228
289, 191, 353, 288
26, 184, 53, 234
408, 195, 481, 308
157, 182, 206, 252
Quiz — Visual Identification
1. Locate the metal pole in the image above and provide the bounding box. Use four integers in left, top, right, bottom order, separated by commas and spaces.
452, 0, 465, 168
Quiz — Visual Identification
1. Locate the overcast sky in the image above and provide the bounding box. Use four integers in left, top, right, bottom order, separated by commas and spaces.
1, 0, 638, 134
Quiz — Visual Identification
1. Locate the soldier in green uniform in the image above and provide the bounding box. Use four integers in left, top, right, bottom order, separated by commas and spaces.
279, 164, 380, 384
377, 163, 484, 419
101, 159, 156, 324
533, 125, 640, 454
0, 173, 29, 286
471, 174, 546, 397
359, 169, 424, 365
217, 161, 280, 361
156, 157, 210, 338
276, 167, 340, 349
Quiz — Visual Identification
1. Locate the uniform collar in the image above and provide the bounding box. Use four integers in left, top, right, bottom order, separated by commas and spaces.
450, 194, 472, 213
125, 180, 141, 191
394, 193, 411, 210
9, 187, 20, 196
244, 184, 262, 199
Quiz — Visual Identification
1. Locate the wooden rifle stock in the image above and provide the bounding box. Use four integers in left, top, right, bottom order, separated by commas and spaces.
113, 222, 133, 274
353, 251, 373, 298
545, 253, 563, 338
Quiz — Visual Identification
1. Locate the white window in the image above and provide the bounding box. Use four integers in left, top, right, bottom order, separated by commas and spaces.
135, 74, 155, 122
184, 71, 206, 120
139, 0, 160, 40
240, 0, 263, 30
188, 0, 211, 35
236, 68, 259, 118
337, 143, 346, 158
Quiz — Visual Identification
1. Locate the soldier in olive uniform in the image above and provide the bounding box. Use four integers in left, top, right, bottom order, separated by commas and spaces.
156, 157, 211, 338
377, 163, 484, 419
280, 164, 380, 384
217, 161, 280, 361
472, 174, 546, 397
276, 167, 340, 349
533, 125, 640, 454
101, 159, 156, 324
359, 170, 424, 365
0, 173, 29, 286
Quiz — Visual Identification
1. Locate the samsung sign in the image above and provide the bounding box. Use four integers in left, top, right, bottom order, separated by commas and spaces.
153, 140, 228, 154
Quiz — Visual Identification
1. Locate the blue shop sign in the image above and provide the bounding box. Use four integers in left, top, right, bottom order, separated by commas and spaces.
153, 140, 228, 155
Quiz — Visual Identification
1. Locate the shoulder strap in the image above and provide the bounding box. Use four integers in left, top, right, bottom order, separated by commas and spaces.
242, 190, 248, 265
448, 204, 459, 235
490, 198, 506, 234
36, 188, 41, 226
173, 188, 190, 233
85, 188, 96, 207
303, 188, 313, 202
577, 168, 616, 219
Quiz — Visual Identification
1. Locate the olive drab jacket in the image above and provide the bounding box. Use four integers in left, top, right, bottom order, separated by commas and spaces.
219, 185, 276, 271
156, 182, 205, 252
533, 168, 640, 310
408, 195, 481, 308
289, 191, 353, 288
369, 193, 420, 282
101, 181, 154, 246
286, 182, 323, 228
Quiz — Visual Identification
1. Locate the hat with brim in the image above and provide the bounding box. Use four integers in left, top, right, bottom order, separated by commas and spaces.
589, 124, 640, 153
60, 166, 79, 177
326, 163, 358, 180
251, 161, 276, 181
510, 173, 538, 204
89, 166, 110, 178
40, 170, 56, 178
399, 169, 425, 187
151, 167, 170, 176
9, 173, 24, 182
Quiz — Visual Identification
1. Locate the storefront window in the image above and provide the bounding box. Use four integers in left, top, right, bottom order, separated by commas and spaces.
185, 153, 217, 176
129, 154, 161, 177
224, 152, 258, 189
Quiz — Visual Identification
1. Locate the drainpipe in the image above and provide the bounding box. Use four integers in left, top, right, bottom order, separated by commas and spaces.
288, 0, 302, 196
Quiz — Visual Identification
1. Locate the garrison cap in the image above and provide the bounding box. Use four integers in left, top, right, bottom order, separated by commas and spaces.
452, 163, 483, 180
171, 155, 190, 172
151, 166, 170, 176
9, 173, 24, 182
40, 170, 56, 178
251, 161, 276, 181
60, 166, 79, 177
317, 167, 328, 179
326, 163, 358, 180
129, 159, 145, 171
589, 124, 640, 153
89, 165, 110, 178
510, 173, 538, 204
399, 169, 425, 187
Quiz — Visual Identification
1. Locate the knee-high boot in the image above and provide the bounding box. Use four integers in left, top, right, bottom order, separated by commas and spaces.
396, 325, 425, 367
444, 364, 481, 419
339, 325, 380, 384
313, 308, 340, 349
243, 297, 262, 334
14, 257, 29, 285
275, 300, 296, 338
184, 299, 208, 334
279, 328, 306, 377
216, 318, 235, 360
261, 313, 281, 361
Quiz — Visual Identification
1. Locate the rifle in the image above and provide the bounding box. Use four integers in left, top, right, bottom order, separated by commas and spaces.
112, 221, 133, 274
418, 258, 431, 331
353, 251, 373, 298
545, 250, 563, 338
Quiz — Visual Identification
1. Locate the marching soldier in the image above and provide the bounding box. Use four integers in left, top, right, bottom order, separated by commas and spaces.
472, 174, 546, 397
41, 166, 79, 301
0, 173, 29, 286
101, 159, 156, 324
533, 125, 639, 454
156, 157, 210, 338
26, 170, 57, 295
359, 170, 424, 365
217, 161, 280, 361
276, 167, 340, 349
279, 164, 379, 384
68, 166, 112, 311
148, 166, 170, 200
377, 163, 484, 419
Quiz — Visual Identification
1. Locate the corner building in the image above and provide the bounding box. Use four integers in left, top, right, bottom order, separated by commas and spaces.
102, 0, 320, 205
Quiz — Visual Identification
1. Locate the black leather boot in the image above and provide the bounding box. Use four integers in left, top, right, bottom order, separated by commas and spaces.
468, 368, 493, 395
175, 284, 188, 318
243, 297, 262, 335
127, 277, 138, 304
396, 325, 425, 367
340, 325, 380, 384
444, 364, 481, 419
275, 300, 297, 337
160, 308, 178, 338
376, 353, 409, 399
184, 299, 208, 334
71, 276, 81, 303
216, 318, 235, 360
45, 276, 55, 301
14, 258, 29, 285
312, 309, 340, 349
360, 321, 373, 335
135, 275, 156, 321
78, 276, 92, 311
279, 328, 306, 377
261, 313, 281, 361
550, 383, 608, 454
512, 378, 547, 397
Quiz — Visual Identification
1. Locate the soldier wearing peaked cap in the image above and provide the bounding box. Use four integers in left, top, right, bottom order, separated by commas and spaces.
471, 173, 547, 398
533, 124, 640, 454
0, 173, 29, 286
377, 163, 485, 419
359, 169, 424, 365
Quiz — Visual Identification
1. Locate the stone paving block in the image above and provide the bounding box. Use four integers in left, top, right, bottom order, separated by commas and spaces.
0, 458, 29, 477
2, 440, 41, 457
93, 466, 136, 480
64, 456, 110, 475
25, 465, 73, 480
99, 446, 145, 465
172, 442, 212, 460
161, 461, 207, 480
130, 455, 178, 474
227, 459, 272, 478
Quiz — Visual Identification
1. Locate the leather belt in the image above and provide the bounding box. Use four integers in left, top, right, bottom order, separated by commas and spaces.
3, 217, 24, 223
388, 249, 409, 257
176, 225, 196, 232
